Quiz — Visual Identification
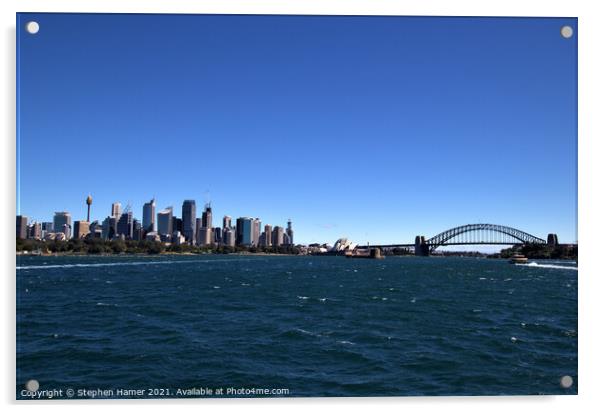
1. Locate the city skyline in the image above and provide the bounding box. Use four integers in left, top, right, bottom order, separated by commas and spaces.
17, 14, 577, 245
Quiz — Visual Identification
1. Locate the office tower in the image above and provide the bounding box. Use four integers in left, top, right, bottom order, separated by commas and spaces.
252, 218, 261, 247
197, 227, 212, 246
286, 219, 294, 245
182, 200, 196, 244
272, 226, 284, 247
258, 232, 266, 247
16, 215, 28, 239
142, 198, 156, 233
264, 224, 273, 247
283, 232, 291, 246
223, 215, 232, 229
53, 212, 72, 239
86, 195, 93, 222
101, 216, 117, 240
172, 217, 183, 233
73, 221, 90, 239
213, 227, 222, 244
41, 222, 53, 237
28, 222, 42, 240
223, 227, 235, 247
133, 219, 142, 241
236, 217, 254, 246
157, 207, 173, 237
202, 204, 212, 229
117, 211, 134, 239
111, 202, 121, 219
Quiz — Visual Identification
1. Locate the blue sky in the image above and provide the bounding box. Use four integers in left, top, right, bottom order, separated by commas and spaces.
17, 14, 577, 246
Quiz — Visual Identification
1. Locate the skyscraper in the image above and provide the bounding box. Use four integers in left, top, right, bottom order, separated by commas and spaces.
236, 217, 254, 246
286, 219, 294, 245
16, 215, 28, 239
202, 204, 212, 229
252, 218, 261, 247
28, 222, 41, 240
142, 198, 156, 233
117, 211, 134, 239
111, 202, 121, 219
182, 200, 196, 244
157, 207, 173, 238
102, 216, 117, 240
264, 224, 273, 247
53, 212, 72, 239
73, 221, 90, 239
272, 226, 284, 247
223, 215, 232, 229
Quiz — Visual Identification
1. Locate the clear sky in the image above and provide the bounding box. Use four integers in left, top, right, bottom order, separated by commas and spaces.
17, 13, 577, 246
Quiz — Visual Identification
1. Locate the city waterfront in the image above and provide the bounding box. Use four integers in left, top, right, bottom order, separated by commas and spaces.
17, 255, 577, 398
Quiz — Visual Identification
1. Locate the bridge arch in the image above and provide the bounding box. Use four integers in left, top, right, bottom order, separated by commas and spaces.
426, 223, 547, 252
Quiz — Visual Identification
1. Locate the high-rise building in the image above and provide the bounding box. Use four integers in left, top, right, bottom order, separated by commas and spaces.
41, 222, 53, 237
236, 217, 254, 246
197, 227, 212, 246
264, 224, 273, 247
73, 221, 90, 239
133, 219, 142, 241
272, 226, 284, 247
117, 211, 134, 239
53, 212, 72, 239
89, 220, 103, 238
172, 217, 183, 234
252, 218, 261, 247
111, 202, 121, 219
157, 207, 173, 239
102, 216, 117, 240
223, 215, 232, 229
182, 200, 196, 244
286, 219, 294, 245
16, 215, 28, 239
202, 204, 213, 229
28, 222, 42, 240
223, 227, 235, 247
213, 227, 222, 244
142, 198, 156, 233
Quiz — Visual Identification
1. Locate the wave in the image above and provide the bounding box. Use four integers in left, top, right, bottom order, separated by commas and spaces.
16, 258, 257, 270
516, 262, 578, 271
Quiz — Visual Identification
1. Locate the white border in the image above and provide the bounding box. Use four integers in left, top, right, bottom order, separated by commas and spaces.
2, 1, 600, 412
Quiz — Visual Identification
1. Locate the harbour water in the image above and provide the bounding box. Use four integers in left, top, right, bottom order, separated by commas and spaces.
16, 255, 577, 398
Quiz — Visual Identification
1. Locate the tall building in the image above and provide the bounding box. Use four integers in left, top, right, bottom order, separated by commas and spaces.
223, 227, 235, 247
41, 222, 53, 237
16, 215, 28, 239
223, 215, 232, 229
102, 216, 117, 240
197, 227, 212, 246
117, 211, 134, 239
202, 204, 213, 229
28, 222, 42, 240
264, 224, 273, 247
172, 217, 183, 234
252, 218, 261, 247
86, 195, 93, 222
182, 200, 196, 244
272, 226, 284, 247
142, 198, 156, 233
73, 221, 90, 239
286, 219, 294, 245
53, 212, 72, 239
89, 220, 102, 238
236, 217, 254, 246
157, 207, 173, 238
111, 202, 121, 219
213, 227, 222, 244
133, 219, 142, 241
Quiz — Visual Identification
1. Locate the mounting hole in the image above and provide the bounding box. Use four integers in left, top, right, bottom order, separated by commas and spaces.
560, 25, 573, 39
26, 21, 40, 34
25, 379, 39, 392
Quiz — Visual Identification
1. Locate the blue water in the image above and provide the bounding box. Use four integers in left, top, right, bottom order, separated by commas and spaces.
16, 255, 577, 398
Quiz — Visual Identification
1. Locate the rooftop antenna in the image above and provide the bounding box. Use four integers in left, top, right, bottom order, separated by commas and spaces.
204, 190, 211, 209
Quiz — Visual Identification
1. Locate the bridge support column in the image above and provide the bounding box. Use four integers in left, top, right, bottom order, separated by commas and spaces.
415, 236, 429, 256
547, 233, 559, 246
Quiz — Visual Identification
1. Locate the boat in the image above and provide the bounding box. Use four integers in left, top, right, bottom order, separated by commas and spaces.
509, 254, 528, 264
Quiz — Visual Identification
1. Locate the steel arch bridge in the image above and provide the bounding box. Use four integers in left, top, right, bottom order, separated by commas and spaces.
424, 223, 547, 252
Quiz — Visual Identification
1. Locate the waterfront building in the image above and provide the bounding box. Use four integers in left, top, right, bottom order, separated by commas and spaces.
283, 232, 291, 246
145, 231, 161, 242
54, 232, 66, 241
223, 227, 235, 247
252, 218, 261, 247
16, 215, 28, 239
111, 202, 121, 219
101, 216, 117, 240
53, 212, 72, 239
157, 207, 173, 237
173, 231, 186, 245
117, 211, 134, 239
223, 215, 232, 229
197, 227, 212, 246
236, 217, 254, 246
286, 219, 294, 245
182, 200, 196, 244
272, 226, 284, 247
258, 232, 266, 247
73, 221, 90, 239
264, 224, 272, 247
133, 219, 142, 241
142, 198, 156, 233
173, 217, 183, 233
213, 227, 222, 244
28, 222, 42, 240
44, 232, 56, 241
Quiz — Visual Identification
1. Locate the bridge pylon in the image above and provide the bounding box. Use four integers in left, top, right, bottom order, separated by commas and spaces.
415, 235, 429, 256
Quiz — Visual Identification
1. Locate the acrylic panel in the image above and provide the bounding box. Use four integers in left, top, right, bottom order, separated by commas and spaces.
16, 13, 578, 399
